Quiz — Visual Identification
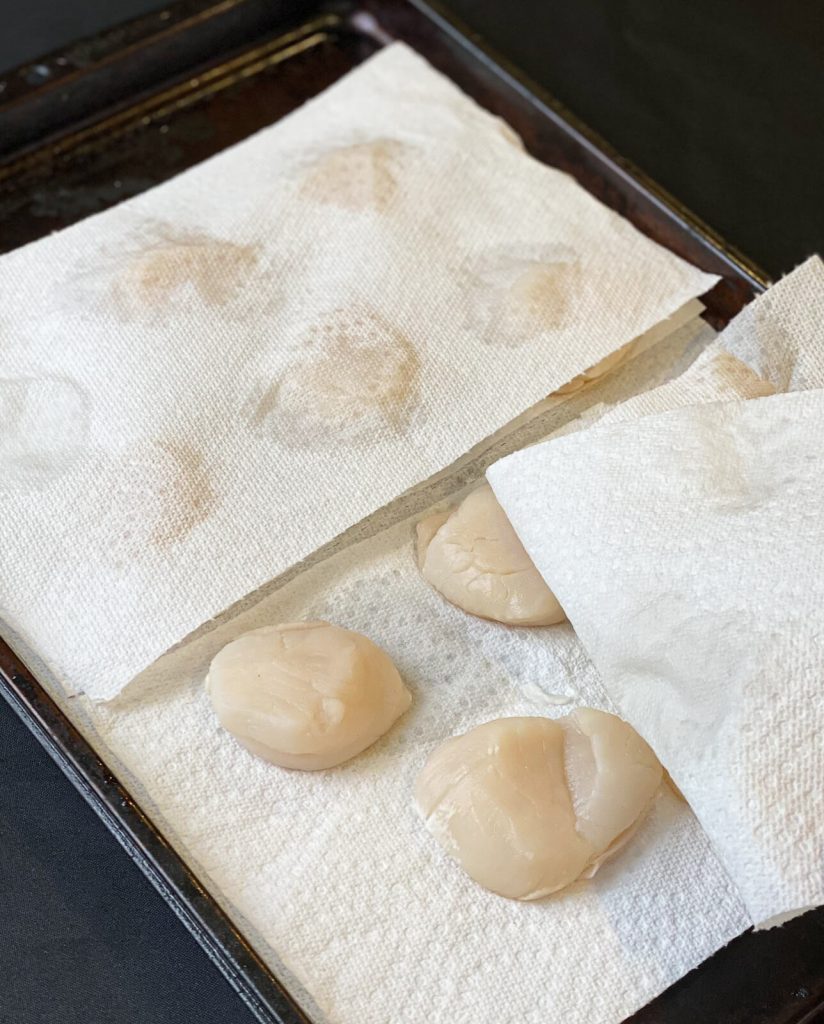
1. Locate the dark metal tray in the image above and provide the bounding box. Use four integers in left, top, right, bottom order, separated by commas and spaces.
1, 2, 822, 1022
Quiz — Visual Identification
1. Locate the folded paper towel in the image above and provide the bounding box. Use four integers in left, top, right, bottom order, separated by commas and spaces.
489, 259, 824, 930
717, 254, 824, 390
48, 298, 801, 1024
0, 42, 716, 700
10, 33, 817, 1024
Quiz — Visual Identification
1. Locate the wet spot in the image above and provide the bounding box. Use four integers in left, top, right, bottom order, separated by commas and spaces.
95, 439, 215, 566
709, 350, 776, 399
502, 263, 579, 327
250, 381, 279, 429
114, 233, 258, 315
299, 140, 407, 212
687, 352, 778, 506
462, 245, 581, 347
252, 305, 420, 447
0, 376, 89, 489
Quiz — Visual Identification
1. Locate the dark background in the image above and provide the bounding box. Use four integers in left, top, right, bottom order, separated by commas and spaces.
1, 2, 822, 1023
1, 0, 822, 276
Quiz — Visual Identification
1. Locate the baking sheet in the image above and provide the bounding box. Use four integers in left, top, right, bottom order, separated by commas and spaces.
2, 2, 821, 1022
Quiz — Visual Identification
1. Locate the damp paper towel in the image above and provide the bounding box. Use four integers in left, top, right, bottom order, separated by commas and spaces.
0, 42, 716, 700
489, 257, 824, 932
41, 304, 795, 1024
67, 487, 750, 1024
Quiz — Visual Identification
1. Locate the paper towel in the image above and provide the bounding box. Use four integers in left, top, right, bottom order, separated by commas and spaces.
15, 263, 818, 1023
23, 312, 784, 1024
63, 510, 749, 1024
489, 260, 824, 930
717, 254, 824, 390
551, 338, 776, 440
0, 42, 716, 701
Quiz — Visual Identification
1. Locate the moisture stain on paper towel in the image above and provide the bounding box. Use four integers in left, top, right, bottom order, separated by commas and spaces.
710, 350, 776, 399
95, 439, 215, 566
0, 375, 89, 489
462, 244, 581, 347
251, 305, 421, 448
113, 231, 259, 315
299, 139, 408, 212
676, 353, 778, 507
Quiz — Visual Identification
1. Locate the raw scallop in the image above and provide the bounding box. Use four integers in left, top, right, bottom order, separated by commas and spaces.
206, 621, 411, 770
415, 709, 663, 900
416, 484, 565, 626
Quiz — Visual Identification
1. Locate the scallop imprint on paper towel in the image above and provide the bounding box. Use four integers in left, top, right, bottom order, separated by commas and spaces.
462, 243, 582, 347
92, 439, 215, 566
113, 230, 260, 315
250, 305, 421, 448
0, 375, 89, 489
299, 139, 408, 212
710, 350, 776, 398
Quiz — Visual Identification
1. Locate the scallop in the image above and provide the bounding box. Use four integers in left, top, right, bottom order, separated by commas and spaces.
415, 709, 663, 900
206, 622, 411, 770
416, 484, 566, 626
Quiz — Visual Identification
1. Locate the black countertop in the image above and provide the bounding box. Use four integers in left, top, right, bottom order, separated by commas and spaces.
1, 3, 822, 1023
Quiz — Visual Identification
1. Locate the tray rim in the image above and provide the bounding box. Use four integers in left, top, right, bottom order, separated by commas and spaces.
0, 0, 770, 293
1, 2, 814, 1023
0, 9, 342, 183
0, 662, 314, 1024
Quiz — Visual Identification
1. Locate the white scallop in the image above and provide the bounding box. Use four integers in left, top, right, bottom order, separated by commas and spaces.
416, 484, 566, 626
415, 709, 663, 900
206, 621, 411, 770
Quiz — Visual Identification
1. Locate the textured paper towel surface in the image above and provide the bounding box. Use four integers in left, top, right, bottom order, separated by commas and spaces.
551, 339, 776, 440
489, 263, 824, 928
717, 255, 824, 390
34, 319, 790, 1024
17, 272, 817, 1023
0, 42, 716, 700
66, 511, 749, 1024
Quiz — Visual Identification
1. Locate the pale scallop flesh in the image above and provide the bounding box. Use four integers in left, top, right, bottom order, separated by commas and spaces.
415, 709, 663, 900
416, 484, 566, 626
206, 621, 411, 770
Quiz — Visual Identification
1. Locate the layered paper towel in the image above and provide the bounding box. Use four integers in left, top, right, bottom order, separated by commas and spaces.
4, 32, 816, 1024
714, 254, 824, 390
23, 309, 763, 1024
64, 501, 750, 1024
26, 266, 821, 1024
0, 42, 715, 700
489, 258, 824, 930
